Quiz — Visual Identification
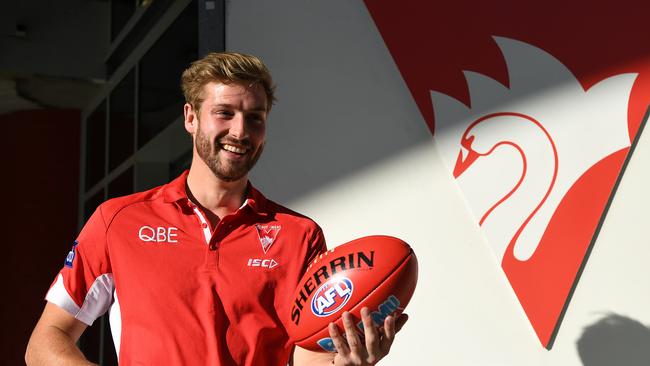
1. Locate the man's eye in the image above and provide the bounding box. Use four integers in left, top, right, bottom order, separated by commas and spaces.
247, 115, 265, 124
214, 110, 233, 117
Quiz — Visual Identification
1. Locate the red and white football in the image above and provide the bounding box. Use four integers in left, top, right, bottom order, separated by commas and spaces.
286, 235, 418, 352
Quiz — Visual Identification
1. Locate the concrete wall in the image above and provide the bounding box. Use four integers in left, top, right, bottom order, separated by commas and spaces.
227, 1, 650, 365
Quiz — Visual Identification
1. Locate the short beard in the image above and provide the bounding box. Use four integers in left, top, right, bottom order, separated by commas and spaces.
194, 121, 263, 182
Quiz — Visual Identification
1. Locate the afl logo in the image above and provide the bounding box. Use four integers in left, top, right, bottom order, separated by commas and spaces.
311, 276, 354, 317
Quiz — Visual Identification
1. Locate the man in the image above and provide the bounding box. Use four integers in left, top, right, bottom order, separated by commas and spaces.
26, 52, 406, 365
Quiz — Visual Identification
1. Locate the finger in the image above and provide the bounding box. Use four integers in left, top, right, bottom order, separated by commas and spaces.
329, 322, 350, 356
395, 313, 409, 333
379, 314, 397, 352
361, 307, 381, 358
342, 311, 365, 358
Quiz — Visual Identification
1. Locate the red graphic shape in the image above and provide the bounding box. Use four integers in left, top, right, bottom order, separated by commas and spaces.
364, 0, 650, 348
503, 148, 628, 345
364, 0, 649, 140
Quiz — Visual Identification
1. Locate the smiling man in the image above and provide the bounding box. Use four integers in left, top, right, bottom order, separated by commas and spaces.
25, 52, 405, 366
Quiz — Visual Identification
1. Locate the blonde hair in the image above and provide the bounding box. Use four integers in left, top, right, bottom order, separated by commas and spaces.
181, 52, 276, 112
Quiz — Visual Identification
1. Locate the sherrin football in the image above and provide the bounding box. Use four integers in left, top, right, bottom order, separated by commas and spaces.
286, 235, 418, 352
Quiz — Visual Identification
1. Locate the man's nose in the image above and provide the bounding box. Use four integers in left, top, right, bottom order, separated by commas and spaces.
229, 114, 247, 139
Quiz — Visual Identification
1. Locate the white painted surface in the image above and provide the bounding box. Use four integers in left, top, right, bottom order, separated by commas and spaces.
227, 1, 650, 364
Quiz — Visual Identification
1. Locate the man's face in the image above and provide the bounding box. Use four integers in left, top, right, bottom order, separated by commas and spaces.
187, 81, 268, 182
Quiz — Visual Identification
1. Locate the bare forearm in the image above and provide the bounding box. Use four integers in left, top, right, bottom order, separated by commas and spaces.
25, 325, 96, 366
293, 345, 335, 366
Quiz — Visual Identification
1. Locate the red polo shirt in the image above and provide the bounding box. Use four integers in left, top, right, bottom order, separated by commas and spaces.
46, 171, 326, 365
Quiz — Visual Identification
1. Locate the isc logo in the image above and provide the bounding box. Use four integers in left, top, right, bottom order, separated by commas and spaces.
247, 258, 278, 269
311, 276, 354, 317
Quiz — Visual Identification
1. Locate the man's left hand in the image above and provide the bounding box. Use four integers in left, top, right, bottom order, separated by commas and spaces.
328, 307, 409, 366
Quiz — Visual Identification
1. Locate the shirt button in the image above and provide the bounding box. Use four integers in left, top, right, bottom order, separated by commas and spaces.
201, 223, 208, 229
209, 244, 216, 250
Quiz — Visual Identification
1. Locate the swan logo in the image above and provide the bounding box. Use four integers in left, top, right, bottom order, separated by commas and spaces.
255, 224, 281, 253
431, 37, 636, 346
365, 1, 649, 349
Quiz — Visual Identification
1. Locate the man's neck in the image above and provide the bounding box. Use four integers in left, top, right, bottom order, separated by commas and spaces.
185, 162, 248, 224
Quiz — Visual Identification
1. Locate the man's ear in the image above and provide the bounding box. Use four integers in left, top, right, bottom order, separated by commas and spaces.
184, 103, 197, 134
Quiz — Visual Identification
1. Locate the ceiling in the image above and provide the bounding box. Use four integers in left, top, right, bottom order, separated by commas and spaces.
0, 0, 109, 115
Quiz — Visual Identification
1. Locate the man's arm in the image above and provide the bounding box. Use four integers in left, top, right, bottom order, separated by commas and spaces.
293, 308, 408, 366
25, 302, 96, 366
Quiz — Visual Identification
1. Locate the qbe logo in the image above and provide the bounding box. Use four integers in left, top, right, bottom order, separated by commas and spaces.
311, 276, 353, 317
138, 226, 178, 243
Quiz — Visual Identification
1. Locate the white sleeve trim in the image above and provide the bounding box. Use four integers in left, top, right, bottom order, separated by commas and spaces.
77, 273, 115, 325
46, 274, 81, 317
109, 289, 122, 360
45, 273, 115, 326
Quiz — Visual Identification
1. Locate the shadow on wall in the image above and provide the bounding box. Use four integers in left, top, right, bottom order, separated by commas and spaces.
577, 313, 650, 366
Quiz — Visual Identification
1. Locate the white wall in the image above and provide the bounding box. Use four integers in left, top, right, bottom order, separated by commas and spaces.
227, 1, 650, 364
